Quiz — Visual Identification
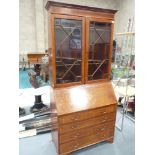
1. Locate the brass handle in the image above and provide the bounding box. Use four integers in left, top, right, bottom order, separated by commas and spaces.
74, 135, 78, 138
100, 128, 105, 131
97, 127, 105, 132
71, 116, 79, 121
102, 119, 106, 123
73, 144, 79, 148
71, 125, 78, 129
101, 111, 106, 115
72, 117, 78, 121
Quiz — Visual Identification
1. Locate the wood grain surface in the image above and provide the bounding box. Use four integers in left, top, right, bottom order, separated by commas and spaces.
53, 82, 117, 115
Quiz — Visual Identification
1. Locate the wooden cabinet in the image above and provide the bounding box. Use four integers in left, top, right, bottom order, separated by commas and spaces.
46, 1, 117, 88
45, 1, 117, 155
27, 53, 46, 65
52, 82, 117, 155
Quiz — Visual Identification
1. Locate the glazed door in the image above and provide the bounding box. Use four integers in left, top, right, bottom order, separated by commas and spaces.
85, 17, 114, 83
51, 15, 85, 87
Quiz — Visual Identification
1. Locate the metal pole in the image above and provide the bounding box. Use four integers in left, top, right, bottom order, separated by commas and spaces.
115, 17, 135, 131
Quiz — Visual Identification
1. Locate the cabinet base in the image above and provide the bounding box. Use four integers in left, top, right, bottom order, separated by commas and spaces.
58, 137, 114, 155
107, 137, 114, 143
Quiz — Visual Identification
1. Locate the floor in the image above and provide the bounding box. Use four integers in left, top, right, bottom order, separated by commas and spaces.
19, 69, 32, 89
19, 69, 49, 89
19, 69, 135, 155
19, 112, 135, 155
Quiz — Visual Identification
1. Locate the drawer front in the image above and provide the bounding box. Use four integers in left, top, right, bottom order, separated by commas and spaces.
37, 58, 42, 62
59, 129, 114, 154
59, 112, 116, 134
59, 105, 116, 125
60, 121, 115, 144
29, 58, 38, 64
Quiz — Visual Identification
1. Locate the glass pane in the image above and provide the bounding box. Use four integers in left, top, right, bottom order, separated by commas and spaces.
88, 21, 111, 80
55, 18, 82, 84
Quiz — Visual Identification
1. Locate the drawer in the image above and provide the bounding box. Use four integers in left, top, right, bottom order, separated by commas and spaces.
59, 105, 116, 125
60, 121, 115, 144
59, 112, 116, 134
96, 128, 114, 140
28, 58, 38, 63
59, 129, 114, 154
37, 58, 42, 63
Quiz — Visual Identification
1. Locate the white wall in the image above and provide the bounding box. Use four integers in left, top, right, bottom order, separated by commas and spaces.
19, 0, 134, 58
19, 0, 36, 55
115, 0, 135, 33
46, 0, 119, 10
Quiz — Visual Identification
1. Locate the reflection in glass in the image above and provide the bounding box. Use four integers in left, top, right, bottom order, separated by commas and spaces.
55, 18, 82, 84
88, 21, 111, 80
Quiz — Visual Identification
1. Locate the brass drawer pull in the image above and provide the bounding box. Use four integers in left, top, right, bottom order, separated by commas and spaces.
71, 117, 79, 121
74, 145, 78, 148
71, 125, 78, 129
73, 132, 80, 138
102, 119, 106, 123
73, 143, 79, 148
97, 127, 105, 132
100, 128, 105, 131
73, 135, 78, 138
101, 111, 106, 114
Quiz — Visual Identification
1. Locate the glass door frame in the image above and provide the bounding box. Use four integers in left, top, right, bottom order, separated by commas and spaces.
85, 17, 114, 84
51, 14, 85, 88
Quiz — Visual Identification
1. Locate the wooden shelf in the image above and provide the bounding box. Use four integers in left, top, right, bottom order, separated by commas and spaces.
55, 25, 82, 29
116, 32, 135, 35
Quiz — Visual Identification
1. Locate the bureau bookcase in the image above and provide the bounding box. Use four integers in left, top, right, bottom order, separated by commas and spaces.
46, 1, 117, 155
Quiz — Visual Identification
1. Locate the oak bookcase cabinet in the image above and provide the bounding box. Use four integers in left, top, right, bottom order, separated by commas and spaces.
46, 1, 117, 155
